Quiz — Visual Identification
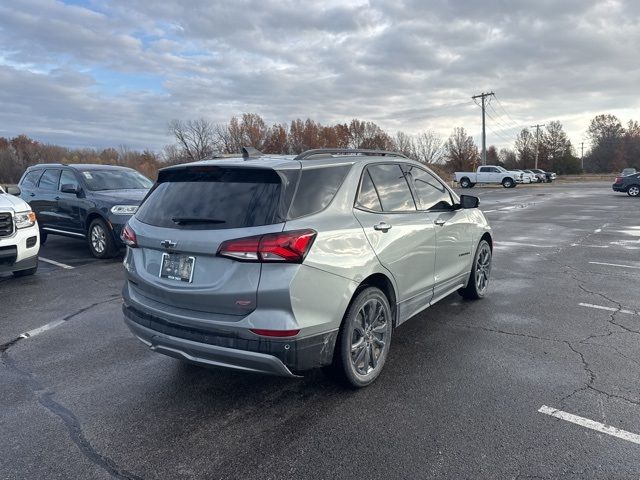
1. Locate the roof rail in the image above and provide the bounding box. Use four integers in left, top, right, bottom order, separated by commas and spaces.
293, 148, 408, 160
242, 146, 263, 160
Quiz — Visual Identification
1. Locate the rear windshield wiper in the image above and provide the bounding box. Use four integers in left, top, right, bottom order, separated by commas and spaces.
171, 217, 226, 225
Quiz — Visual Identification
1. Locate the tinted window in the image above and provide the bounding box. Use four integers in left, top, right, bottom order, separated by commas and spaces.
59, 170, 79, 191
288, 165, 350, 219
366, 164, 415, 212
405, 166, 453, 210
21, 170, 42, 188
136, 167, 283, 230
356, 170, 382, 211
80, 169, 152, 191
38, 169, 61, 191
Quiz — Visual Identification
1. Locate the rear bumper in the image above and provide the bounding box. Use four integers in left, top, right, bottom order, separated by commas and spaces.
612, 184, 625, 192
123, 303, 338, 376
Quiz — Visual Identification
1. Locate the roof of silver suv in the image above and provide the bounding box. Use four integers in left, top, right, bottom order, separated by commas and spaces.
162, 148, 412, 172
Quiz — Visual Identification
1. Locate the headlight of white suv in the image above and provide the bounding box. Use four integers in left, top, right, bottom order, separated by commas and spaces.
15, 211, 37, 229
110, 205, 138, 215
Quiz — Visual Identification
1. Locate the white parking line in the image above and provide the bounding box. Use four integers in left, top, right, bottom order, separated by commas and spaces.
578, 303, 638, 316
589, 261, 640, 270
39, 257, 74, 270
538, 405, 640, 445
19, 319, 66, 339
494, 241, 555, 249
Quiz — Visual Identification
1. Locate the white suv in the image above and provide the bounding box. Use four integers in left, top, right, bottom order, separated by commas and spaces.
0, 186, 40, 277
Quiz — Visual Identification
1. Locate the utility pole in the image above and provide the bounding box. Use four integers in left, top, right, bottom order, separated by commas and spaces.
530, 123, 545, 169
580, 142, 585, 171
472, 91, 494, 165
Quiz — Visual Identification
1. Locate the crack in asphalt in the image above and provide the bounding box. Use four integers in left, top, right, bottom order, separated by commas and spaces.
0, 296, 120, 353
577, 284, 640, 336
1, 353, 143, 480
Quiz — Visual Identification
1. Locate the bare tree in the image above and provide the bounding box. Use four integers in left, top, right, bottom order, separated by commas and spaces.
394, 131, 415, 158
414, 130, 443, 164
514, 128, 535, 168
168, 118, 217, 161
444, 127, 479, 171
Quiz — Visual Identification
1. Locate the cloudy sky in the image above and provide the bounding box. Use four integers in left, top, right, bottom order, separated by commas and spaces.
1, 0, 639, 152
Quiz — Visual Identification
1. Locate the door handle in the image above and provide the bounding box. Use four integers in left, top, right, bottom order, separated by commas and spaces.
434, 219, 446, 226
29, 193, 35, 197
55, 196, 61, 200
373, 222, 392, 232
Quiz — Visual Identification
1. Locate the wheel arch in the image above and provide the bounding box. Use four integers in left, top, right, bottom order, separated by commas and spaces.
86, 211, 110, 233
627, 183, 640, 196
480, 232, 493, 250
354, 272, 398, 327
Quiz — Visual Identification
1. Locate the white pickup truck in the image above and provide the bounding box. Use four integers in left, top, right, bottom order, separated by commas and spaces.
0, 185, 40, 277
454, 166, 524, 189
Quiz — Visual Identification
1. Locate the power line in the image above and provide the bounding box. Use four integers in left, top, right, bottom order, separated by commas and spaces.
493, 95, 522, 130
485, 123, 517, 145
485, 107, 522, 136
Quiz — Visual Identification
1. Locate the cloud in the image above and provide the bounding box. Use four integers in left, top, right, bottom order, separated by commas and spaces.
0, 0, 638, 151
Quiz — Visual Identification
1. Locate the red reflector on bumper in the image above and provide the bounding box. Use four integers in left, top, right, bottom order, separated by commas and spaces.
249, 329, 300, 338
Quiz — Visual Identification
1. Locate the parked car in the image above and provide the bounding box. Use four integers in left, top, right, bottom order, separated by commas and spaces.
454, 165, 522, 188
612, 172, 640, 197
530, 168, 556, 183
524, 169, 545, 183
121, 148, 493, 387
621, 168, 637, 177
0, 185, 40, 277
18, 164, 152, 258
512, 169, 535, 184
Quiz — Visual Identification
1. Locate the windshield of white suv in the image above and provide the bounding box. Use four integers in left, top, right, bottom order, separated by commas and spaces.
80, 169, 153, 191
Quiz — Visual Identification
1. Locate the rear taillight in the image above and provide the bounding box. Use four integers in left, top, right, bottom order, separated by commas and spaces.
121, 224, 137, 247
615, 176, 622, 183
217, 229, 316, 263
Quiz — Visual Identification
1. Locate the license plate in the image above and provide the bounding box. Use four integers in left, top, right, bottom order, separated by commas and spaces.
160, 253, 195, 283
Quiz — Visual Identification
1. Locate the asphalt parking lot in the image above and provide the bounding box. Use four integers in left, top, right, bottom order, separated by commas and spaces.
1, 181, 639, 479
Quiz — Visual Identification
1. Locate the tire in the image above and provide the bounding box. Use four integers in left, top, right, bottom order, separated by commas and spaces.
329, 287, 393, 388
502, 177, 514, 188
88, 218, 117, 259
460, 177, 471, 188
39, 230, 47, 246
13, 265, 38, 277
458, 239, 492, 300
627, 185, 640, 197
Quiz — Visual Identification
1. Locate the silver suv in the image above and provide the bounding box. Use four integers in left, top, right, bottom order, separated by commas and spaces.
121, 148, 492, 387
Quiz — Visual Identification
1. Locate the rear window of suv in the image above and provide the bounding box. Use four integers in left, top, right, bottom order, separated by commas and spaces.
136, 166, 284, 230
287, 165, 350, 219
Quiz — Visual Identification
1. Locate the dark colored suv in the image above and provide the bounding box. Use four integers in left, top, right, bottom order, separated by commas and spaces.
612, 172, 640, 197
18, 164, 152, 258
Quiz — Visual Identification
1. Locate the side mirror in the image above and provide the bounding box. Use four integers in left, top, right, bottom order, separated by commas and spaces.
459, 195, 480, 209
7, 186, 21, 196
60, 184, 79, 195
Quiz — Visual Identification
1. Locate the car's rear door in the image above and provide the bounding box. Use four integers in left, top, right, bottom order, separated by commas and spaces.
352, 163, 436, 322
55, 169, 84, 233
476, 166, 493, 183
405, 167, 473, 300
32, 168, 61, 228
126, 165, 291, 317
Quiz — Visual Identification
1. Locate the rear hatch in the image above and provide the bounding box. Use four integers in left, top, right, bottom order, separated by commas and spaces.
127, 164, 297, 316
